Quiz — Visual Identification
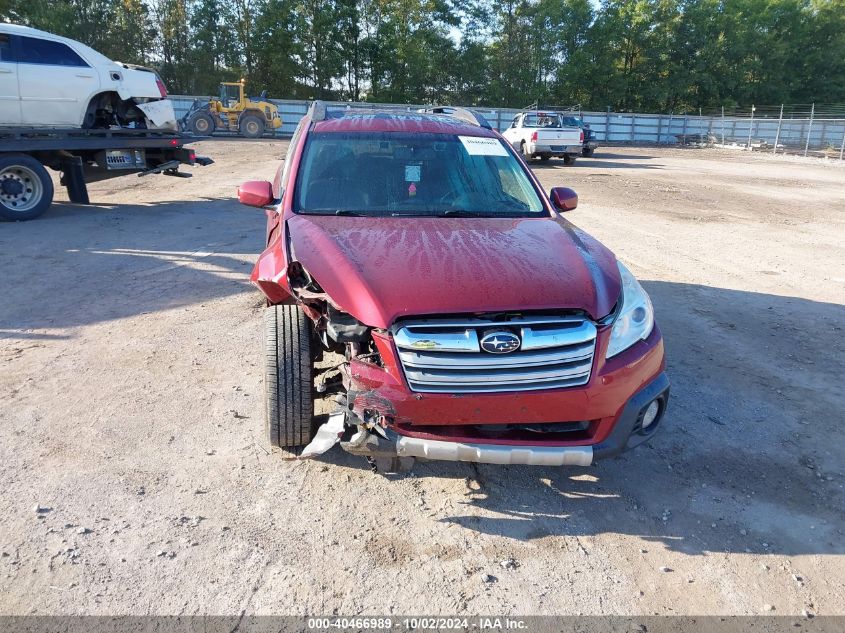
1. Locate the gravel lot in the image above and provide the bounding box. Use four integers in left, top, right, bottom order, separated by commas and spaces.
1, 141, 843, 616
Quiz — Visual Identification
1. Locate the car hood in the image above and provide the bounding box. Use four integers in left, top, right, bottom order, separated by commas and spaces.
287, 215, 621, 328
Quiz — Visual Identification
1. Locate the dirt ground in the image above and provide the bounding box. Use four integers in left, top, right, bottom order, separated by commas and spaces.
1, 141, 843, 617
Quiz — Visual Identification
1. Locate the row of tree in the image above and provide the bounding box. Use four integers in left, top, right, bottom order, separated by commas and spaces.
3, 0, 844, 112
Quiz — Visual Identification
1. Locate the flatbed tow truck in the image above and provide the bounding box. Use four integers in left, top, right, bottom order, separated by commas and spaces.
0, 127, 212, 221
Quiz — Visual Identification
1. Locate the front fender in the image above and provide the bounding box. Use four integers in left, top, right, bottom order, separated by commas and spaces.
251, 213, 295, 304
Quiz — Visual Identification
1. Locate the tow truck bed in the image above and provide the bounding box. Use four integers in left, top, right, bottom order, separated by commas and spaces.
0, 127, 213, 221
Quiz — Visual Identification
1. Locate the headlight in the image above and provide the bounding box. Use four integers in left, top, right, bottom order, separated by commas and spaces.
606, 262, 654, 358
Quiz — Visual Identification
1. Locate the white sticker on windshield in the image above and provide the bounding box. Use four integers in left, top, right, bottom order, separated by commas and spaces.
458, 135, 509, 156
405, 164, 421, 182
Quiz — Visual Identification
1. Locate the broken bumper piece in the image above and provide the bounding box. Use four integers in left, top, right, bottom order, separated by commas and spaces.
299, 411, 346, 458
395, 436, 592, 466
340, 425, 593, 467
303, 411, 597, 467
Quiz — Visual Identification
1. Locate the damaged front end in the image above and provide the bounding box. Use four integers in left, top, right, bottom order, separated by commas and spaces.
267, 257, 406, 468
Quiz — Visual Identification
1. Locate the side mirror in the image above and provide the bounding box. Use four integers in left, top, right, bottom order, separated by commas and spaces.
549, 186, 578, 212
237, 180, 274, 208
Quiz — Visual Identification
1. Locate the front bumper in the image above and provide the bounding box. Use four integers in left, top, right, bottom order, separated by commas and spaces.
342, 372, 669, 466
339, 326, 668, 466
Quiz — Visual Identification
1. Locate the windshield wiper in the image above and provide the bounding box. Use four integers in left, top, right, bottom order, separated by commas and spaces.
334, 210, 364, 216
437, 210, 487, 217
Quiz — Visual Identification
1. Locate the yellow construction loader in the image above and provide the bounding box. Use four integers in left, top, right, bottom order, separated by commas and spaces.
185, 80, 282, 138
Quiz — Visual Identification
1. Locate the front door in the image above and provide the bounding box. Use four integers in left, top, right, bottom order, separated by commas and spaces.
0, 33, 21, 125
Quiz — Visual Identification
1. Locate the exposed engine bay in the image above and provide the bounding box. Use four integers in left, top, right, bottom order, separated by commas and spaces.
286, 260, 399, 469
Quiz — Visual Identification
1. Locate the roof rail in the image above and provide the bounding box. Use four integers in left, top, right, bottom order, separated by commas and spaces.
307, 100, 327, 122
417, 106, 492, 129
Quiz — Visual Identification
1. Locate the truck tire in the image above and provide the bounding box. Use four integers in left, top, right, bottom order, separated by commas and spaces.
265, 304, 316, 454
0, 154, 54, 221
563, 154, 578, 166
520, 141, 532, 161
582, 147, 594, 157
189, 112, 215, 135
240, 114, 265, 139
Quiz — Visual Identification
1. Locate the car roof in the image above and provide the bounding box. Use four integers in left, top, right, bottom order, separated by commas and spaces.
0, 23, 114, 65
313, 109, 498, 137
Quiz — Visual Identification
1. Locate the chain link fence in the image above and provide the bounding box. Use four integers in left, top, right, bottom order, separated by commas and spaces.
170, 96, 845, 159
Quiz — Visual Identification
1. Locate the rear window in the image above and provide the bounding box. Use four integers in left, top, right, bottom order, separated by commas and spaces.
294, 132, 546, 218
17, 36, 89, 67
523, 114, 563, 128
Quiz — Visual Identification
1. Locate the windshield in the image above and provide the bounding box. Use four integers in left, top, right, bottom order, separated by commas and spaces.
220, 84, 240, 102
523, 114, 562, 128
294, 132, 546, 217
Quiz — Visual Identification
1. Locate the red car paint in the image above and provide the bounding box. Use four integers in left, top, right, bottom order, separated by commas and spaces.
249, 109, 668, 459
285, 215, 621, 329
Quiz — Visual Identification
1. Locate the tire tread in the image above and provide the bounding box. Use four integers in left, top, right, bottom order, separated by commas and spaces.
264, 305, 314, 454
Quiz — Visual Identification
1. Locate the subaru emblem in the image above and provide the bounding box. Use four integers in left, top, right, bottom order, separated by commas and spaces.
479, 330, 521, 354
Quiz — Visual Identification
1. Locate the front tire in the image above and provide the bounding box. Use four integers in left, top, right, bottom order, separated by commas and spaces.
189, 112, 215, 135
265, 304, 316, 454
0, 155, 54, 221
240, 114, 265, 138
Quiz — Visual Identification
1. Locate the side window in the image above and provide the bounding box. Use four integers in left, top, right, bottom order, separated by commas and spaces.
0, 35, 13, 62
17, 36, 89, 67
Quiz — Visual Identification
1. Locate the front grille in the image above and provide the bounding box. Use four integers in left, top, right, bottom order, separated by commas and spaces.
392, 315, 597, 393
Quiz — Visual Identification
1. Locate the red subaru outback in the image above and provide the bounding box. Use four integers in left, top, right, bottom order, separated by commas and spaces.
239, 104, 668, 469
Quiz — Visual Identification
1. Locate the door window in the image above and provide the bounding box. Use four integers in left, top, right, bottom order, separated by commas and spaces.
0, 35, 13, 62
17, 36, 89, 67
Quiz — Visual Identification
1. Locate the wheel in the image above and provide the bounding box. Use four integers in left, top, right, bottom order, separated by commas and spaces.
520, 141, 532, 161
189, 112, 215, 135
582, 147, 594, 157
265, 304, 316, 454
0, 155, 54, 221
563, 154, 577, 165
539, 156, 550, 162
240, 114, 265, 138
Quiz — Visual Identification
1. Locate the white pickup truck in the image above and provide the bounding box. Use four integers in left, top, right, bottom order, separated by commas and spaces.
502, 111, 583, 164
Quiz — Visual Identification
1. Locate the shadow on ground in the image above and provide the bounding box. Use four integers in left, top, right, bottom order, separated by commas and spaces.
0, 198, 260, 337
530, 155, 663, 170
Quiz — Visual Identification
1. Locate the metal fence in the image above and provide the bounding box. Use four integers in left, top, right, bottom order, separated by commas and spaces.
170, 97, 845, 159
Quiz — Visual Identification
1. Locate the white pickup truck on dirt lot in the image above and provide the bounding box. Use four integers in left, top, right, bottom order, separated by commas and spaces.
0, 24, 176, 130
502, 111, 583, 164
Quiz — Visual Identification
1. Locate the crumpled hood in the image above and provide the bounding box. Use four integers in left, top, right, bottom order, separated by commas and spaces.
288, 215, 621, 328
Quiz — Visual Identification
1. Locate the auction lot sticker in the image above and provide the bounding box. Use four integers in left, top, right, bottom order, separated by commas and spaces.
458, 136, 509, 156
